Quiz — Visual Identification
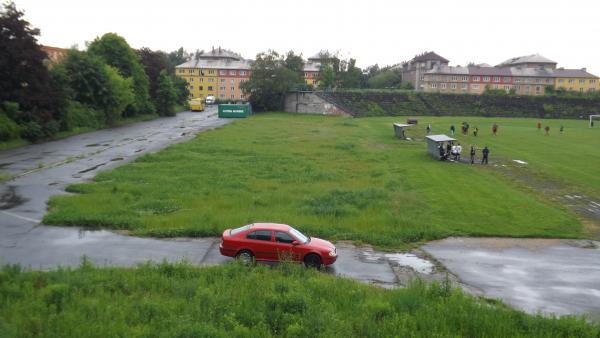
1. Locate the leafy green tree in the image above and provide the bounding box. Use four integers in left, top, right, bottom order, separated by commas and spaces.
241, 51, 303, 111
367, 69, 401, 88
137, 48, 169, 101
0, 1, 64, 140
88, 33, 154, 116
104, 65, 134, 124
172, 75, 190, 105
154, 70, 178, 116
284, 51, 304, 76
167, 47, 190, 73
319, 65, 336, 89
339, 58, 362, 88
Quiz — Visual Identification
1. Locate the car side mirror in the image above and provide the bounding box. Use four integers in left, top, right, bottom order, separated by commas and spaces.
292, 240, 300, 246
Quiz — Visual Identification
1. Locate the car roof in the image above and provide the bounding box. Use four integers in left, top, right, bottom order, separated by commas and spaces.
250, 223, 292, 231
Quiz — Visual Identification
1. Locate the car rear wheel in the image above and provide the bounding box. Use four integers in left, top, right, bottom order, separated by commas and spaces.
304, 254, 322, 269
236, 250, 254, 266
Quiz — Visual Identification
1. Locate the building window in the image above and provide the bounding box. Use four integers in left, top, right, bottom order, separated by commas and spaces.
483, 76, 490, 82
200, 78, 203, 82
208, 78, 214, 82
240, 71, 246, 76
199, 86, 203, 90
493, 76, 500, 82
451, 76, 457, 81
231, 94, 235, 99
472, 84, 480, 89
208, 86, 213, 91
230, 86, 235, 91
219, 70, 226, 75
441, 83, 447, 89
304, 72, 308, 77
559, 79, 564, 83
461, 83, 468, 90
220, 78, 225, 83
189, 86, 193, 90
504, 85, 510, 91
219, 94, 225, 98
189, 69, 193, 74
579, 79, 585, 84
590, 79, 596, 84
580, 88, 584, 92
420, 74, 425, 80
515, 78, 521, 83
503, 77, 510, 83
431, 83, 437, 88
229, 70, 236, 76
462, 76, 468, 81
535, 86, 541, 93
472, 76, 480, 82
546, 79, 552, 84
450, 83, 457, 89
230, 79, 234, 85
209, 70, 215, 75
535, 78, 541, 83
515, 85, 520, 91
590, 88, 596, 92
568, 79, 575, 84
219, 86, 225, 91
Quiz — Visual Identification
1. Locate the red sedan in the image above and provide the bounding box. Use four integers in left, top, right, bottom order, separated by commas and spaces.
219, 223, 337, 268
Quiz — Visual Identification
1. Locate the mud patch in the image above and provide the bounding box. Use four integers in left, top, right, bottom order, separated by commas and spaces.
0, 186, 28, 210
78, 162, 107, 174
110, 157, 124, 161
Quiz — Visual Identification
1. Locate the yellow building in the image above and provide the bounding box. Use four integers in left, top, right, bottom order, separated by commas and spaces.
554, 68, 599, 94
176, 48, 251, 101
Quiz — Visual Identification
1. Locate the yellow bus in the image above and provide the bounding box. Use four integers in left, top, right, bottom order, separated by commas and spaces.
189, 98, 205, 112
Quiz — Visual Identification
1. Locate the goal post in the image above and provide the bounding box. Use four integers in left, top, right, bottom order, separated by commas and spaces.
590, 115, 600, 128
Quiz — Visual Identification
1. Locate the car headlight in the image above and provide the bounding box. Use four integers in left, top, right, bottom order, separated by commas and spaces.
328, 248, 337, 257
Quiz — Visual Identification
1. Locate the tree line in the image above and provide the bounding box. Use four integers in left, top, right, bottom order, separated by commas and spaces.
0, 2, 189, 143
241, 50, 411, 111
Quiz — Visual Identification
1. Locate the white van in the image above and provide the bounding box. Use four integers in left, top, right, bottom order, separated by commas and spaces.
205, 95, 215, 105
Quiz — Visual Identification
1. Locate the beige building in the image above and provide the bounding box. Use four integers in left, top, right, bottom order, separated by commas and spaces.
400, 51, 449, 90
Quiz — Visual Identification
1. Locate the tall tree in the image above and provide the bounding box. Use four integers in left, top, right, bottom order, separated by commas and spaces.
339, 58, 363, 88
167, 47, 190, 73
154, 70, 178, 116
319, 65, 336, 89
88, 33, 154, 116
0, 1, 64, 138
137, 47, 169, 100
241, 51, 303, 111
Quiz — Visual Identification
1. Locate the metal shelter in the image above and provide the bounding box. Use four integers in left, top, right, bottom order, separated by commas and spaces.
425, 134, 456, 159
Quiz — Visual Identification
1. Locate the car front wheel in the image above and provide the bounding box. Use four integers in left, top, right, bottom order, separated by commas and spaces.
236, 250, 255, 266
304, 254, 322, 269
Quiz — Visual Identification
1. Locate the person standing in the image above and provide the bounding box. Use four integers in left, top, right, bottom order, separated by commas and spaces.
456, 143, 462, 161
492, 123, 498, 136
482, 146, 489, 164
544, 126, 550, 136
470, 145, 476, 164
537, 122, 541, 131
451, 143, 458, 160
560, 125, 564, 134
439, 143, 446, 160
473, 127, 479, 137
426, 123, 432, 134
446, 141, 452, 156
450, 124, 455, 136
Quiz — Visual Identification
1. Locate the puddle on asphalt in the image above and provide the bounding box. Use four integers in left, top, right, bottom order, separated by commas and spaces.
361, 250, 434, 274
0, 186, 28, 210
384, 253, 434, 274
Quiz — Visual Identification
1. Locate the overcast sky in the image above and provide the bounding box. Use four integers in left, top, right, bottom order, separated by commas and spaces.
13, 0, 600, 73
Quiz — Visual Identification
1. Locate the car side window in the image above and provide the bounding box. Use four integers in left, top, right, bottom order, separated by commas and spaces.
275, 232, 295, 244
246, 230, 272, 241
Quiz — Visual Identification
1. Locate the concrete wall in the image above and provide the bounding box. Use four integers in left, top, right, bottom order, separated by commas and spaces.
284, 92, 350, 116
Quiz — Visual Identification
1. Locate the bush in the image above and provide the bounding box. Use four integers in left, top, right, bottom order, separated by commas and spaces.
63, 101, 103, 130
0, 113, 21, 141
20, 120, 44, 141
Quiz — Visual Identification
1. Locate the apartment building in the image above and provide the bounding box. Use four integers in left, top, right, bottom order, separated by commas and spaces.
175, 48, 251, 101
400, 51, 450, 90
421, 53, 599, 95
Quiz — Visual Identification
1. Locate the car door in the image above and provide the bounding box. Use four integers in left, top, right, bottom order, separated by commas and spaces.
274, 231, 301, 262
245, 230, 275, 261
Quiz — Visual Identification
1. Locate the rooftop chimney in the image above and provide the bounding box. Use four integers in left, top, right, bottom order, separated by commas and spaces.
582, 67, 587, 72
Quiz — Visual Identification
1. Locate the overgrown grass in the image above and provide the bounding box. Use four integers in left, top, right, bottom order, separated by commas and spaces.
44, 113, 593, 247
0, 261, 597, 337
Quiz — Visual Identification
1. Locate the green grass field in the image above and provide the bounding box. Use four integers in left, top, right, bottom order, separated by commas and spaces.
1, 262, 597, 337
43, 113, 599, 247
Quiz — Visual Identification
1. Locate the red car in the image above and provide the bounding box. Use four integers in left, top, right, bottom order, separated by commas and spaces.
219, 223, 337, 268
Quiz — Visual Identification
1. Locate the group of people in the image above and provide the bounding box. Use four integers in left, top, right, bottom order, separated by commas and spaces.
536, 122, 564, 135
439, 142, 489, 164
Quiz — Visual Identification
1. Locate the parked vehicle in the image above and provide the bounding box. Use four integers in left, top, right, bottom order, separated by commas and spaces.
220, 223, 337, 268
205, 95, 215, 105
188, 98, 204, 112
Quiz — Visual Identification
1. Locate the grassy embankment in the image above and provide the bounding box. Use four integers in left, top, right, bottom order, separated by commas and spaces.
0, 262, 597, 337
43, 113, 599, 247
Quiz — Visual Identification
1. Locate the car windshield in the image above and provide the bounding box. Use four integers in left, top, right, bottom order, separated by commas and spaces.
289, 227, 309, 244
230, 224, 252, 235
